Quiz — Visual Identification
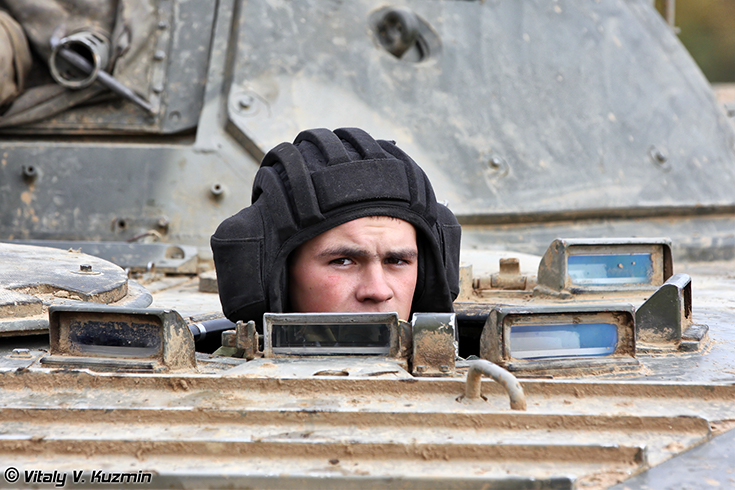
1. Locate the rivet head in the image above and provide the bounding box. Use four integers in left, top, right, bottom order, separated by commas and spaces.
649, 146, 671, 171
485, 155, 509, 179
80, 264, 92, 272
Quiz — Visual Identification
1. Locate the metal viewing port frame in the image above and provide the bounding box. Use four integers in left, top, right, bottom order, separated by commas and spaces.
263, 312, 401, 357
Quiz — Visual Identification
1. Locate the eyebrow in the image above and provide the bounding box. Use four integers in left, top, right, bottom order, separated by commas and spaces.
317, 247, 418, 260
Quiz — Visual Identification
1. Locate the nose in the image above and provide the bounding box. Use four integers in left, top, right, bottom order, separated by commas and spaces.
356, 264, 394, 304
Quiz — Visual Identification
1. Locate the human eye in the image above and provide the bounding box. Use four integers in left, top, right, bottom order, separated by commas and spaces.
385, 255, 410, 266
329, 257, 354, 266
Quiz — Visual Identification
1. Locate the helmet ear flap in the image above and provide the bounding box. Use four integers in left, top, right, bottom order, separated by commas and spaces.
437, 204, 462, 300
210, 205, 267, 323
252, 166, 298, 242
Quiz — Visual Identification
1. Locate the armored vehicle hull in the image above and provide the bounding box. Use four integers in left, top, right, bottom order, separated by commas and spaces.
1, 1, 735, 489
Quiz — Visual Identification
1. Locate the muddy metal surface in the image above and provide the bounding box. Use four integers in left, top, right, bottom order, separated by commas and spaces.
0, 360, 733, 489
0, 258, 734, 489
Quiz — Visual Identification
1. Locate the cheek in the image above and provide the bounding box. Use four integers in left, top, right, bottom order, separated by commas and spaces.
303, 269, 343, 290
317, 273, 354, 303
397, 267, 419, 297
293, 268, 355, 312
388, 267, 418, 316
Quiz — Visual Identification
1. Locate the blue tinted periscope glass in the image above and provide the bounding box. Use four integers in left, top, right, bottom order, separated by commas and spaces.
509, 323, 618, 359
568, 253, 653, 286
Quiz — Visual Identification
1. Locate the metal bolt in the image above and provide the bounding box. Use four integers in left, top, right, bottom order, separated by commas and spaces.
415, 365, 427, 373
152, 83, 164, 94
154, 50, 166, 61
157, 216, 170, 230
22, 164, 38, 182
238, 95, 255, 111
439, 365, 450, 373
157, 21, 168, 29
80, 264, 92, 272
210, 183, 225, 197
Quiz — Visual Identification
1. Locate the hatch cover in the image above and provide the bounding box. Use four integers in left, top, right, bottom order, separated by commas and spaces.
0, 243, 151, 336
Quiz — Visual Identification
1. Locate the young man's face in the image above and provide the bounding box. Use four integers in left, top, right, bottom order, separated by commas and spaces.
288, 216, 418, 320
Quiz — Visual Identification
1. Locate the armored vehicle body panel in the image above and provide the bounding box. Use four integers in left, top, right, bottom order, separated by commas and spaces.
1, 1, 735, 489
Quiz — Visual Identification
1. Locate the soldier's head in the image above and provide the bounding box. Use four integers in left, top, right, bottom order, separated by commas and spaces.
211, 127, 461, 323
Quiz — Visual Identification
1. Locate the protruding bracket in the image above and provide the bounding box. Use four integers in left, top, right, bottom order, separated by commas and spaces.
636, 273, 694, 348
236, 320, 260, 360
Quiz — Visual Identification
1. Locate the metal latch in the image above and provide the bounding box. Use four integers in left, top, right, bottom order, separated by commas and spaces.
411, 313, 457, 377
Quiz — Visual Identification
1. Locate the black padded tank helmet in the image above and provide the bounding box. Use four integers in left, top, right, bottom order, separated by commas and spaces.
211, 127, 461, 324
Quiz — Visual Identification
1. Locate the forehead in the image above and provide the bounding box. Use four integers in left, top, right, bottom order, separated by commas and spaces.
302, 216, 417, 253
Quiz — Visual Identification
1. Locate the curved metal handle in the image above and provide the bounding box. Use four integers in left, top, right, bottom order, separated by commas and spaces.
464, 359, 527, 411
